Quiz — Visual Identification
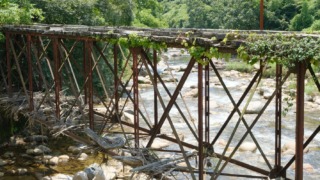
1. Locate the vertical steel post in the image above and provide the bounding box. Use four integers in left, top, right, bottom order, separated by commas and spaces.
153, 50, 159, 134
114, 45, 119, 115
205, 64, 210, 143
296, 62, 306, 180
198, 63, 204, 180
260, 0, 264, 30
88, 41, 94, 130
132, 48, 139, 148
53, 37, 60, 119
27, 35, 34, 111
6, 33, 12, 97
83, 41, 88, 104
273, 64, 283, 177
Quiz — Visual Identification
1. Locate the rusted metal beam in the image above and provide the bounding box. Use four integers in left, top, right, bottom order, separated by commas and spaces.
131, 47, 140, 148
153, 49, 159, 134
26, 34, 34, 111
88, 40, 94, 130
83, 41, 88, 104
198, 63, 204, 180
52, 37, 60, 119
6, 33, 12, 97
114, 45, 119, 117
205, 63, 210, 143
295, 62, 306, 180
271, 64, 283, 178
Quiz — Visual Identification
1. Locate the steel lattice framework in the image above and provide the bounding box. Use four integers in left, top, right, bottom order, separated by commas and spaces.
1, 24, 320, 180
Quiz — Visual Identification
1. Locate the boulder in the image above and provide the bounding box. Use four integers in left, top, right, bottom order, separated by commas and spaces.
78, 153, 88, 161
245, 102, 263, 114
239, 142, 257, 152
73, 171, 88, 180
184, 89, 198, 98
58, 155, 70, 163
49, 156, 59, 165
42, 174, 72, 180
37, 145, 52, 154
3, 152, 14, 159
24, 135, 48, 143
68, 146, 82, 154
0, 159, 8, 166
17, 168, 28, 175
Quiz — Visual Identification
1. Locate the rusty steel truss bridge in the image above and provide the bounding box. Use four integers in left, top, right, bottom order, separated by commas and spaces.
1, 24, 320, 180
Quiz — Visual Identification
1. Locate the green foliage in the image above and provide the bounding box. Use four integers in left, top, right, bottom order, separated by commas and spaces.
290, 1, 313, 31
0, 1, 43, 25
238, 34, 320, 69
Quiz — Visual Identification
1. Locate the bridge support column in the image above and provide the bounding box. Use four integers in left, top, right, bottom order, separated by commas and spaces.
6, 33, 12, 97
52, 37, 61, 119
296, 62, 306, 180
198, 63, 204, 180
153, 50, 159, 134
270, 64, 285, 178
131, 48, 140, 148
114, 45, 119, 118
87, 40, 94, 130
27, 35, 34, 111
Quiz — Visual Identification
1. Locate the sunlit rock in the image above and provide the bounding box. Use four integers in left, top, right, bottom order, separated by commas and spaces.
239, 142, 257, 152
73, 171, 88, 180
78, 153, 88, 161
58, 155, 70, 163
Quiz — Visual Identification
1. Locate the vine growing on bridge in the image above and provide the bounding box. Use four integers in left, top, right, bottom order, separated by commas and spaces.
237, 34, 320, 69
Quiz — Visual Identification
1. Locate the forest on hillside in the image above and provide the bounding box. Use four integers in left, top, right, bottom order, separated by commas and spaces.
1, 0, 320, 32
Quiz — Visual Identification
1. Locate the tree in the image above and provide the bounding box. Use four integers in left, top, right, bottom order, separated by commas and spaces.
264, 0, 298, 30
290, 1, 313, 31
133, 0, 167, 27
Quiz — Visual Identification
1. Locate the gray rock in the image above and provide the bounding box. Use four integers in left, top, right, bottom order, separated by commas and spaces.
84, 163, 104, 180
58, 155, 70, 163
78, 153, 88, 161
0, 159, 7, 166
27, 148, 43, 156
24, 135, 48, 143
42, 174, 72, 180
49, 156, 59, 165
239, 142, 257, 152
73, 171, 88, 180
17, 168, 28, 175
68, 146, 81, 154
0, 172, 4, 177
37, 145, 52, 154
3, 152, 14, 159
